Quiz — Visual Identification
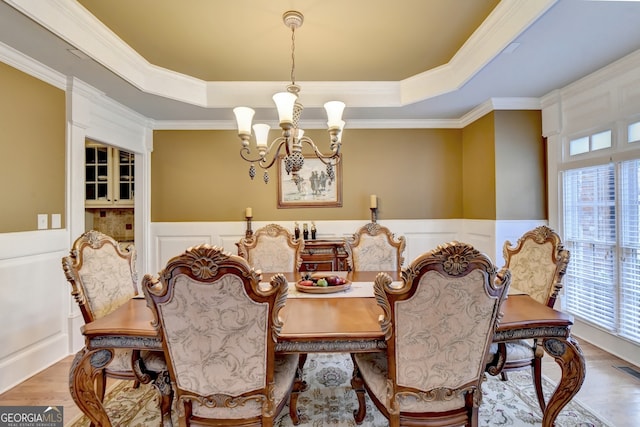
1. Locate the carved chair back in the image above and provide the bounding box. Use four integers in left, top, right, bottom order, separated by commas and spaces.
62, 230, 140, 382
352, 241, 510, 425
237, 223, 304, 273
143, 244, 298, 425
62, 230, 138, 323
503, 225, 570, 307
345, 223, 406, 271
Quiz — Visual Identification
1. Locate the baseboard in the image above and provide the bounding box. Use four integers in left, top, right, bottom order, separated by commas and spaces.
573, 319, 640, 368
0, 332, 68, 394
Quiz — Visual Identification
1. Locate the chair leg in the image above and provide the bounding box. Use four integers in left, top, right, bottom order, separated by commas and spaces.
350, 361, 367, 425
289, 363, 308, 426
469, 409, 478, 427
532, 355, 546, 413
152, 370, 174, 427
500, 371, 508, 381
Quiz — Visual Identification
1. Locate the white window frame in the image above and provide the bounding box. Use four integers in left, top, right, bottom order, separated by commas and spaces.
560, 119, 640, 346
566, 128, 613, 159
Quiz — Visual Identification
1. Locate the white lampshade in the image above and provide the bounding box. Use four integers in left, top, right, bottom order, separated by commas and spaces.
296, 128, 305, 139
272, 92, 298, 124
324, 101, 346, 128
253, 124, 270, 148
233, 107, 255, 134
336, 121, 345, 142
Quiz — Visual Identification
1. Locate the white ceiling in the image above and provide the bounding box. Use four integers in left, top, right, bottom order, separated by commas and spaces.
2, 0, 640, 128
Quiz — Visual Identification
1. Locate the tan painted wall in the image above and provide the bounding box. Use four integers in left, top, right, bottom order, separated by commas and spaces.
0, 62, 65, 233
462, 112, 496, 219
151, 128, 463, 221
494, 110, 546, 220
0, 61, 546, 231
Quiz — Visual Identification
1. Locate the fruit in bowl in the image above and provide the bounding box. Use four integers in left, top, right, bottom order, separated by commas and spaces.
298, 280, 314, 287
316, 278, 328, 287
326, 275, 347, 286
300, 273, 347, 287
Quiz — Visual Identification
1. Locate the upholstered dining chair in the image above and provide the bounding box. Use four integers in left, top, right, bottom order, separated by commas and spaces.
236, 223, 304, 273
61, 230, 168, 419
351, 241, 510, 427
344, 223, 406, 271
142, 244, 304, 426
489, 225, 570, 412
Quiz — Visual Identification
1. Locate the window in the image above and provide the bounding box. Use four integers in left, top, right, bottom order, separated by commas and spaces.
569, 130, 612, 156
629, 121, 640, 144
619, 159, 640, 341
563, 160, 640, 344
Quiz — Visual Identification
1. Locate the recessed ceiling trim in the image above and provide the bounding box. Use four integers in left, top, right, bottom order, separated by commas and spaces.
6, 0, 555, 112
401, 0, 557, 104
205, 80, 402, 109
152, 117, 464, 131
152, 96, 538, 131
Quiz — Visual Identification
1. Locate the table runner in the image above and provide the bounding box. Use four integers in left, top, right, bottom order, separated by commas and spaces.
260, 272, 526, 298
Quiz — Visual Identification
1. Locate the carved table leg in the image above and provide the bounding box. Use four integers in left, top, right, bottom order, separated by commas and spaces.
541, 336, 586, 427
69, 347, 114, 427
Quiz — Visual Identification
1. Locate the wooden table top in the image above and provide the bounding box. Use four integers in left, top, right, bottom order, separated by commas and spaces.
81, 271, 574, 342
81, 297, 156, 339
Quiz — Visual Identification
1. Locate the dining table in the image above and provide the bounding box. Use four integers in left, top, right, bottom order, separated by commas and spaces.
69, 270, 585, 427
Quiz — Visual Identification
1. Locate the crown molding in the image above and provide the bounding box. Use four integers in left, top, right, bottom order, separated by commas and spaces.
400, 0, 557, 104
153, 97, 541, 131
0, 40, 66, 89
5, 0, 556, 110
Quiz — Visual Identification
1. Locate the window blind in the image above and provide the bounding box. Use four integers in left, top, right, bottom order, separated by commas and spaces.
563, 164, 616, 330
619, 159, 640, 342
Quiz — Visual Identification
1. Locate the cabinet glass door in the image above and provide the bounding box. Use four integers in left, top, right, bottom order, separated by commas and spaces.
116, 150, 135, 203
85, 146, 110, 202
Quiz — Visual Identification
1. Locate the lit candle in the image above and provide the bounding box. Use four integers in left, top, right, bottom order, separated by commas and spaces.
370, 195, 377, 209
245, 207, 252, 218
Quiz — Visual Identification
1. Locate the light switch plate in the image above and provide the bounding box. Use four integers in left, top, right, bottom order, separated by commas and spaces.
51, 213, 61, 229
37, 214, 48, 230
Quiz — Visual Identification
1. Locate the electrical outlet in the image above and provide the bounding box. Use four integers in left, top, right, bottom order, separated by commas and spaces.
37, 214, 48, 230
51, 213, 61, 229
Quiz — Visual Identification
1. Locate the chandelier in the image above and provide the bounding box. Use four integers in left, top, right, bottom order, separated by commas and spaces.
233, 10, 345, 184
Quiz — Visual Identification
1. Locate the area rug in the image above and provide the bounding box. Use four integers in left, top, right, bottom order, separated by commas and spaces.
67, 353, 610, 427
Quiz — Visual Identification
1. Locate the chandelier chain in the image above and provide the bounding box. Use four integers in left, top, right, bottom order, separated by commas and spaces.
290, 25, 296, 85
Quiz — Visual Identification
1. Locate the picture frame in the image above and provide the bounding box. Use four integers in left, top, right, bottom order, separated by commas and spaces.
277, 155, 342, 208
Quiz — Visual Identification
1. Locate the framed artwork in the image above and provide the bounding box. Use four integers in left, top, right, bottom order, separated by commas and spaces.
277, 155, 342, 208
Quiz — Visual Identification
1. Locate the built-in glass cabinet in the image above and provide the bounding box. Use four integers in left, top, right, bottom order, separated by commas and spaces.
85, 142, 134, 207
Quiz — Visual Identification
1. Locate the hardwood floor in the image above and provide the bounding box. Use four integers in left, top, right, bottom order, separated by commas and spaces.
0, 338, 638, 426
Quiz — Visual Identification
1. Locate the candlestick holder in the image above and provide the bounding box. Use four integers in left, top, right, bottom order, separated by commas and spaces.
370, 207, 377, 223
245, 216, 253, 238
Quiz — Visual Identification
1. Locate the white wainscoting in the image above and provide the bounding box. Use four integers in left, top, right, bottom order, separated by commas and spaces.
0, 229, 70, 393
149, 219, 545, 275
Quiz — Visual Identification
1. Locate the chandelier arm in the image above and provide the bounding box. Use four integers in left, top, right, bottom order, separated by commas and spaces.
232, 11, 345, 182
297, 136, 342, 165
239, 137, 290, 170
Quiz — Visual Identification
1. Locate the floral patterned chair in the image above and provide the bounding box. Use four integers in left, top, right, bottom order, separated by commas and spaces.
142, 244, 304, 426
351, 241, 510, 427
236, 223, 304, 273
489, 225, 570, 412
62, 230, 168, 423
344, 223, 406, 271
